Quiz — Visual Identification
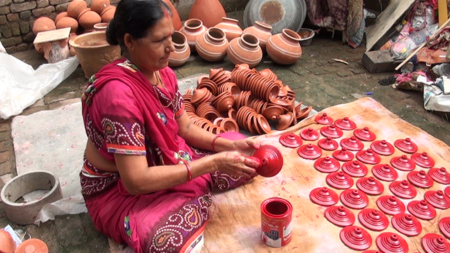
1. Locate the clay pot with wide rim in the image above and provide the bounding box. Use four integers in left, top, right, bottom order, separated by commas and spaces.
188, 0, 226, 28
195, 27, 228, 62
101, 5, 115, 23
93, 22, 108, 32
214, 17, 243, 41
56, 17, 78, 33
169, 31, 191, 67
55, 11, 69, 24
90, 0, 110, 15
162, 0, 182, 30
227, 33, 262, 68
78, 10, 102, 31
266, 28, 302, 65
32, 17, 56, 35
180, 18, 207, 52
67, 0, 87, 19
242, 21, 272, 52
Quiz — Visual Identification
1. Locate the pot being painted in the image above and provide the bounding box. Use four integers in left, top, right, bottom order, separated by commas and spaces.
169, 31, 191, 67
195, 27, 228, 62
266, 28, 302, 65
227, 33, 262, 68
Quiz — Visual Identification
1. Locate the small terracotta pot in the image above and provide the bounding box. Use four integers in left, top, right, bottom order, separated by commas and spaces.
101, 5, 115, 23
242, 21, 272, 52
32, 17, 56, 35
79, 10, 102, 31
266, 28, 302, 65
227, 34, 262, 68
90, 0, 110, 15
56, 17, 78, 33
55, 11, 69, 24
67, 0, 87, 19
195, 27, 228, 62
214, 17, 242, 41
169, 31, 191, 67
179, 18, 207, 52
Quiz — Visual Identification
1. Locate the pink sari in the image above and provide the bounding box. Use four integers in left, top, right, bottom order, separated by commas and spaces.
80, 58, 249, 253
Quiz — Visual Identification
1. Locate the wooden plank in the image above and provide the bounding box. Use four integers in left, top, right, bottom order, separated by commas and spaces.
362, 50, 401, 73
33, 28, 70, 44
365, 0, 415, 52
438, 0, 448, 26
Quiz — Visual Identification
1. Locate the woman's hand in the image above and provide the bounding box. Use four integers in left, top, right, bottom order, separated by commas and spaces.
231, 137, 261, 157
212, 151, 259, 179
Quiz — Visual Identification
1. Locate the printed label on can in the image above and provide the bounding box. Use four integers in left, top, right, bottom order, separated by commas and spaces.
261, 211, 292, 247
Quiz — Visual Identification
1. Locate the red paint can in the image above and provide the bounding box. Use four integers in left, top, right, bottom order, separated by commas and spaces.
261, 197, 293, 247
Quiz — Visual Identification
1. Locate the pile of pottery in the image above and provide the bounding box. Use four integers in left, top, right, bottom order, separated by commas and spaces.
183, 63, 312, 134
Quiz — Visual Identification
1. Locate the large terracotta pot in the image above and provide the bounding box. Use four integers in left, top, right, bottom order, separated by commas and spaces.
32, 17, 56, 35
195, 27, 228, 62
179, 18, 206, 52
169, 31, 190, 67
242, 21, 272, 52
90, 0, 110, 15
266, 28, 302, 65
79, 10, 102, 31
101, 5, 115, 23
67, 0, 87, 19
56, 17, 78, 33
69, 31, 121, 78
55, 11, 69, 24
188, 0, 226, 28
227, 34, 262, 68
214, 17, 242, 41
162, 0, 182, 30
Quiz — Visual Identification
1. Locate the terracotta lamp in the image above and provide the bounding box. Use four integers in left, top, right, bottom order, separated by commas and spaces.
249, 145, 283, 177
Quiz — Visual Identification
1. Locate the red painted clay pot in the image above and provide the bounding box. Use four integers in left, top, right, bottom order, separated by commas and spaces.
195, 27, 228, 62
188, 0, 226, 28
243, 21, 272, 52
266, 29, 302, 65
180, 18, 207, 52
32, 17, 56, 35
214, 17, 243, 41
67, 0, 87, 19
169, 31, 191, 67
250, 145, 283, 177
56, 17, 78, 33
162, 0, 182, 30
227, 34, 263, 68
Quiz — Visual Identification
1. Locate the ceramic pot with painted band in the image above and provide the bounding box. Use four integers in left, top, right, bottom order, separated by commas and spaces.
242, 21, 272, 52
169, 31, 191, 67
195, 27, 228, 62
266, 28, 302, 65
227, 34, 262, 68
214, 17, 243, 41
180, 18, 207, 52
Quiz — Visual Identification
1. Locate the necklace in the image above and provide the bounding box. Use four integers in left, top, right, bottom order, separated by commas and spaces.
152, 71, 176, 121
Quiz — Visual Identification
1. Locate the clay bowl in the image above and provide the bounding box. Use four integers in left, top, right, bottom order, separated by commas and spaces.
250, 145, 284, 177
276, 112, 294, 130
262, 106, 284, 121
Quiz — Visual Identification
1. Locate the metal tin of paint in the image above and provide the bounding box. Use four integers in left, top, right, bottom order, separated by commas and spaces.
261, 197, 293, 247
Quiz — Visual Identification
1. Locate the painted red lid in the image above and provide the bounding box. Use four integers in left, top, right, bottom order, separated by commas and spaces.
362, 251, 380, 253
300, 127, 320, 141
376, 232, 409, 253
407, 200, 437, 220
353, 127, 376, 142
372, 164, 399, 182
339, 226, 372, 251
324, 205, 355, 227
391, 213, 422, 236
407, 170, 434, 188
334, 117, 357, 130
314, 156, 341, 173
390, 155, 416, 171
429, 167, 450, 185
376, 195, 405, 215
356, 177, 384, 195
309, 187, 339, 206
279, 133, 302, 148
297, 143, 322, 160
318, 137, 339, 151
15, 239, 49, 253
439, 217, 450, 239
326, 171, 354, 189
252, 145, 284, 177
340, 136, 364, 151
342, 160, 368, 177
446, 186, 450, 198
320, 123, 343, 138
315, 113, 333, 125
389, 180, 417, 199
421, 233, 450, 253
424, 190, 450, 209
356, 149, 381, 165
340, 189, 369, 209
411, 152, 435, 168
394, 138, 418, 154
358, 208, 389, 231
332, 148, 354, 162
370, 140, 395, 156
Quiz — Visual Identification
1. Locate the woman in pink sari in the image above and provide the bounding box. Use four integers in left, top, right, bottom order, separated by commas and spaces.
80, 0, 260, 252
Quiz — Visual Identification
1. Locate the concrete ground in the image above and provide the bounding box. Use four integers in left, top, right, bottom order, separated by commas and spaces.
1, 14, 449, 252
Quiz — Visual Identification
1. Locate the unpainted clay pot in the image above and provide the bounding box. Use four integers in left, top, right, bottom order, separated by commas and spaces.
179, 18, 207, 52
101, 5, 116, 23
169, 31, 191, 67
32, 17, 56, 35
227, 33, 262, 68
266, 28, 302, 65
188, 0, 226, 28
195, 27, 228, 62
0, 229, 16, 253
242, 21, 272, 52
67, 0, 87, 19
79, 10, 102, 31
93, 22, 108, 32
214, 17, 242, 41
90, 0, 110, 15
55, 11, 69, 24
56, 17, 78, 33
162, 0, 182, 30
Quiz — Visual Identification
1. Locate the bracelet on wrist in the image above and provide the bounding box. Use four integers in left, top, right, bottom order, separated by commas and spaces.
181, 160, 192, 181
211, 135, 221, 153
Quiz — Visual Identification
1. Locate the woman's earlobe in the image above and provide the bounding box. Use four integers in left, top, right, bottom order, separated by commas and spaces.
124, 33, 134, 50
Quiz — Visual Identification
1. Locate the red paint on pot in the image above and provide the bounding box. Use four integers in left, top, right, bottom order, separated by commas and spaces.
261, 197, 293, 248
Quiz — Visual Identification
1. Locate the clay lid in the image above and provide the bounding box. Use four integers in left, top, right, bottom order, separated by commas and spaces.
300, 127, 320, 141
358, 208, 389, 231
0, 229, 16, 253
394, 137, 418, 154
342, 160, 368, 177
340, 189, 369, 209
421, 233, 450, 253
334, 117, 357, 130
370, 140, 395, 156
376, 195, 405, 215
318, 137, 339, 151
372, 164, 398, 182
309, 187, 339, 206
314, 156, 341, 173
411, 152, 435, 168
446, 186, 450, 198
356, 149, 381, 165
332, 148, 354, 162
407, 170, 434, 188
376, 232, 409, 253
297, 143, 322, 160
353, 127, 376, 142
315, 113, 333, 125
279, 133, 302, 148
262, 106, 284, 121
356, 177, 384, 195
390, 155, 416, 171
320, 123, 343, 138
407, 200, 436, 220
429, 167, 450, 184
391, 213, 422, 237
439, 217, 450, 239
361, 251, 381, 253
276, 112, 294, 130
251, 145, 283, 177
424, 190, 450, 209
326, 171, 354, 189
324, 205, 355, 227
15, 239, 49, 253
340, 136, 364, 151
389, 180, 417, 199
339, 226, 372, 251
